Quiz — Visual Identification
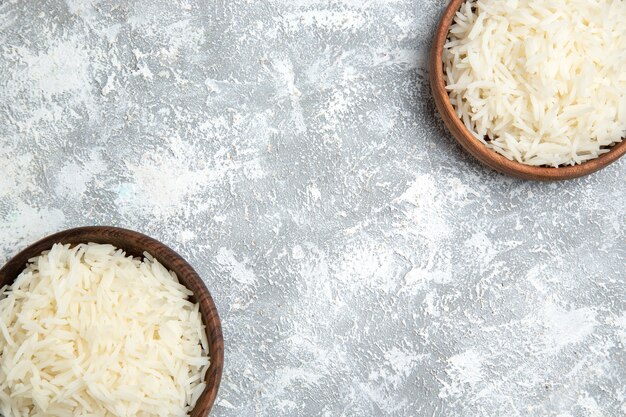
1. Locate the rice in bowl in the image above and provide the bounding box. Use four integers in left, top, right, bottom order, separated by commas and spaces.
0, 243, 210, 417
443, 0, 626, 167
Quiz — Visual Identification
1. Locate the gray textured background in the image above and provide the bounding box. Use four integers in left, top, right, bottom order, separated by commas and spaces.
1, 0, 625, 416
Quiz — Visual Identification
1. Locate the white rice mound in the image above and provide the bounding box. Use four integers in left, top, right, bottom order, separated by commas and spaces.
444, 0, 626, 167
0, 243, 210, 417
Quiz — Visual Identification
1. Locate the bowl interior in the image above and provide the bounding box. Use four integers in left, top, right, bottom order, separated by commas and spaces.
0, 226, 223, 417
430, 0, 626, 180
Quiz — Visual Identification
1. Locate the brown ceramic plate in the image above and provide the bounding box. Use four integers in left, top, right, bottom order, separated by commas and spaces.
430, 0, 626, 181
0, 226, 223, 417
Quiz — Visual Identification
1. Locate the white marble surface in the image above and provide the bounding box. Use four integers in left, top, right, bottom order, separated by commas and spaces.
0, 0, 625, 416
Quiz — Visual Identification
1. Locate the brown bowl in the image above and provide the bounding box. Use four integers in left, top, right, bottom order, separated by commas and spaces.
430, 0, 626, 181
0, 226, 223, 417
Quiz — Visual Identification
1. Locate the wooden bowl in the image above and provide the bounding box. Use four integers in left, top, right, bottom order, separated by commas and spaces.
430, 0, 626, 181
0, 226, 224, 417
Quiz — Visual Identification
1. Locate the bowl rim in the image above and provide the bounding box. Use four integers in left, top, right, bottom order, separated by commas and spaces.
0, 226, 224, 417
430, 0, 626, 181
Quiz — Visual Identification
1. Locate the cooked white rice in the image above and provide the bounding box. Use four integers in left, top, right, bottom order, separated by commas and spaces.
444, 0, 626, 167
0, 243, 210, 417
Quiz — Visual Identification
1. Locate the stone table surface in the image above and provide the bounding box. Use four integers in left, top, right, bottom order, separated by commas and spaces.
0, 0, 625, 416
